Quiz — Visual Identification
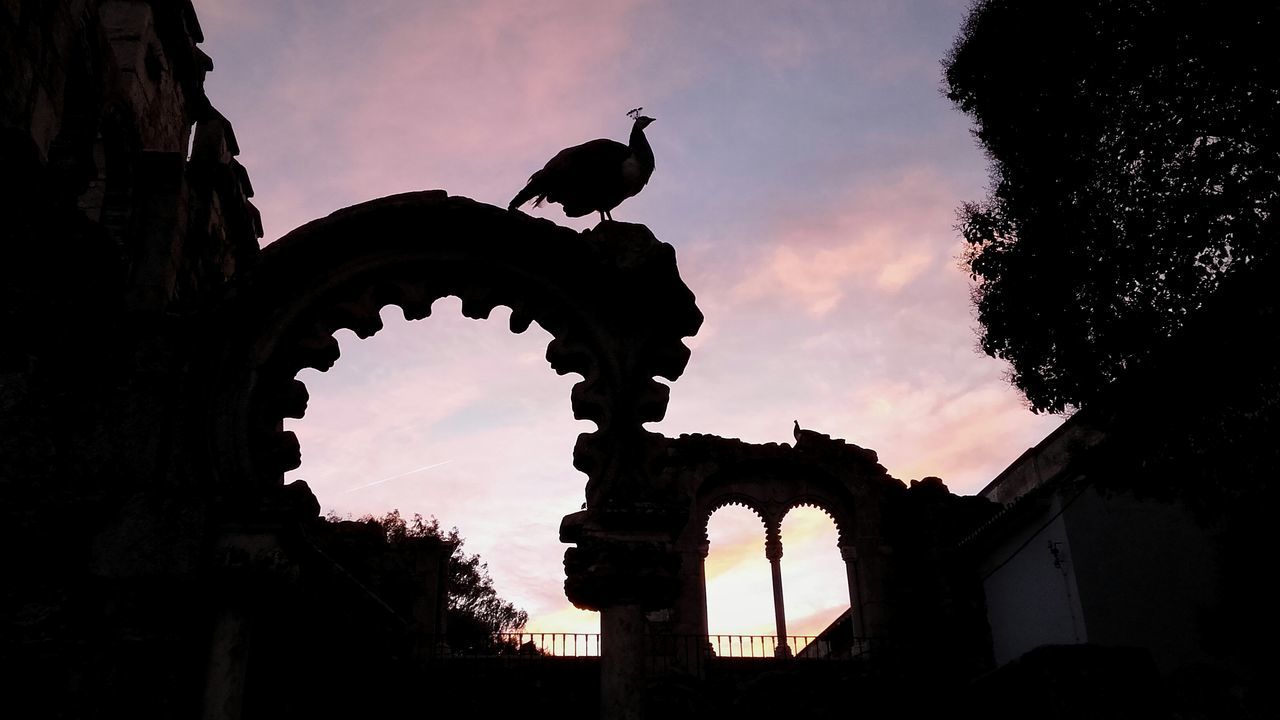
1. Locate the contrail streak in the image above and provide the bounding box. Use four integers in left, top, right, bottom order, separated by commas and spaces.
343, 460, 452, 493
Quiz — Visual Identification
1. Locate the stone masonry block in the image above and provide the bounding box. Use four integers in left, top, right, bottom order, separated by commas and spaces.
28, 82, 59, 162
100, 0, 151, 40
102, 1, 151, 75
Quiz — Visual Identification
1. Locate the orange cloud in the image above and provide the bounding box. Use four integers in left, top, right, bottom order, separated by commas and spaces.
524, 605, 601, 637
788, 604, 849, 639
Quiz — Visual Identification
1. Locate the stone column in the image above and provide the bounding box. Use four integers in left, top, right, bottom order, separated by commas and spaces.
765, 524, 791, 657
839, 544, 866, 655
854, 537, 890, 645
562, 518, 684, 720
669, 534, 709, 642
600, 604, 646, 720
698, 541, 711, 639
665, 534, 711, 675
201, 605, 251, 720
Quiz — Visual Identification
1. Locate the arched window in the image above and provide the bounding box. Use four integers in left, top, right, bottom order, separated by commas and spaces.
704, 504, 775, 656
779, 505, 847, 653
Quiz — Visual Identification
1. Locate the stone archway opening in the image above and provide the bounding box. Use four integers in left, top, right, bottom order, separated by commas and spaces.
284, 296, 599, 637
196, 192, 704, 717
703, 503, 776, 656
778, 505, 848, 644
202, 193, 701, 509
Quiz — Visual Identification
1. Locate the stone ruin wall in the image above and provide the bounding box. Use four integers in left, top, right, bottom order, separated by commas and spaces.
2, 0, 261, 322
1, 0, 263, 490
2, 3, 264, 715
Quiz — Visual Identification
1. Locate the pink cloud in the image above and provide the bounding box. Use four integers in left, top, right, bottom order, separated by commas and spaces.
846, 377, 1062, 493
322, 0, 648, 217
205, 0, 653, 240
730, 167, 956, 316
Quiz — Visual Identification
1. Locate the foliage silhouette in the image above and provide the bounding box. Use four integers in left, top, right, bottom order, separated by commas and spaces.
344, 510, 530, 651
944, 0, 1280, 413
948, 7, 1280, 701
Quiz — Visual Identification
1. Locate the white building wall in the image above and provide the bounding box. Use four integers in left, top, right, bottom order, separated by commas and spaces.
980, 494, 1087, 666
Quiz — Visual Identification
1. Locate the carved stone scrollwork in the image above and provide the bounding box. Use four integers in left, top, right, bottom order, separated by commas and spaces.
764, 521, 784, 561
192, 191, 703, 610
562, 534, 683, 611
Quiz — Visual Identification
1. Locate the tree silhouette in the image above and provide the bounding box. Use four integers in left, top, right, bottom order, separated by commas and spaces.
944, 0, 1280, 413
348, 510, 529, 651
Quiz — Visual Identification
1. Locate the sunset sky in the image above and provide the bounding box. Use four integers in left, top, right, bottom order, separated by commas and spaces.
194, 0, 1062, 638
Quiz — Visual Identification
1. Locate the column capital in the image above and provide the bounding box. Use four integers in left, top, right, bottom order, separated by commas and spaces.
562, 534, 681, 611
765, 537, 783, 561
764, 520, 783, 561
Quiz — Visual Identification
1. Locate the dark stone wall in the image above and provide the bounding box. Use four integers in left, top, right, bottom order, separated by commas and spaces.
1, 2, 262, 716
881, 476, 1001, 673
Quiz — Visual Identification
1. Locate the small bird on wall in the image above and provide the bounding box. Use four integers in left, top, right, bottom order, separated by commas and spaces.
509, 108, 656, 223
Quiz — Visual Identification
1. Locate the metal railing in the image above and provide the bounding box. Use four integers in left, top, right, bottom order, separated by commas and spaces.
648, 634, 872, 670
426, 633, 871, 661
430, 632, 601, 657
707, 634, 824, 658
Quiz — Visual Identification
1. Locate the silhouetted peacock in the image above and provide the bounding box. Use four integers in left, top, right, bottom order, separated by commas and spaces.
509, 108, 656, 222
793, 420, 831, 446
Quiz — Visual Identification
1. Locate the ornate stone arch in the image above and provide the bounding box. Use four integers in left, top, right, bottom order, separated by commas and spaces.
185, 191, 702, 601
701, 494, 770, 537
779, 497, 849, 543
194, 191, 699, 495
702, 483, 857, 541
175, 191, 707, 716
